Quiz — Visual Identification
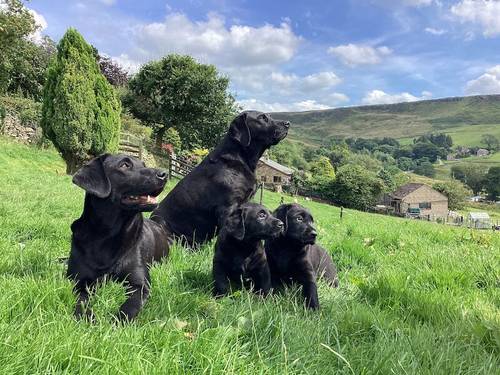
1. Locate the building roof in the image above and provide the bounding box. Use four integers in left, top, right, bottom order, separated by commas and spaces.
468, 212, 490, 220
390, 183, 425, 199
258, 157, 294, 175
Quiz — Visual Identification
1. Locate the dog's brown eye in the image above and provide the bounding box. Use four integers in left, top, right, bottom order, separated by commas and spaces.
296, 216, 303, 222
258, 211, 267, 219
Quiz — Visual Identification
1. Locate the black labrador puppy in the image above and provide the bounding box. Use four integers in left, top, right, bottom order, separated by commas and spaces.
152, 111, 289, 247
265, 204, 339, 310
67, 154, 170, 321
213, 202, 284, 297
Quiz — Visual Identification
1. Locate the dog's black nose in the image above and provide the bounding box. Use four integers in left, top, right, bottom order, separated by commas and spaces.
283, 121, 290, 129
310, 229, 317, 237
156, 170, 167, 180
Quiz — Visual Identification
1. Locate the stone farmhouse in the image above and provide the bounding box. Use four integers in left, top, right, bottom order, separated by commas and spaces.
256, 156, 293, 192
388, 183, 448, 220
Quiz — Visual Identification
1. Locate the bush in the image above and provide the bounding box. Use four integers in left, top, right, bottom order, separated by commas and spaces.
121, 112, 152, 140
432, 180, 472, 210
41, 28, 121, 174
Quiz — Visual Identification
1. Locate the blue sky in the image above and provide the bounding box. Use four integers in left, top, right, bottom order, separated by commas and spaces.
26, 0, 500, 111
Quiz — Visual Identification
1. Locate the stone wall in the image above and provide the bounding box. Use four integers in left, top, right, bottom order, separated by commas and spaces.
2, 112, 39, 144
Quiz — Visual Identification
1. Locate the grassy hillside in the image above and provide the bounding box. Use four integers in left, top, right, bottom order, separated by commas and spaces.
0, 137, 499, 374
273, 95, 500, 147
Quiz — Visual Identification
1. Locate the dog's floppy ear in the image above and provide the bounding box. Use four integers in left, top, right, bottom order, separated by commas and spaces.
273, 204, 292, 232
72, 154, 111, 198
229, 112, 251, 147
224, 207, 246, 240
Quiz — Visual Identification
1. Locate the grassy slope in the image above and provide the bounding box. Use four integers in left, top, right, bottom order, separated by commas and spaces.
273, 95, 500, 148
0, 137, 499, 374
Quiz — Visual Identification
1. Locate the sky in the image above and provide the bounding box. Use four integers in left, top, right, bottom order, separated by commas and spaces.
23, 0, 500, 112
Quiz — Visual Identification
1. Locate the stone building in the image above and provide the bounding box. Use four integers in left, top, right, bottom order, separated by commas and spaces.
388, 183, 448, 220
256, 157, 293, 192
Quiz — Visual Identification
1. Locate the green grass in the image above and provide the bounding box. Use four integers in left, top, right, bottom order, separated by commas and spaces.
435, 152, 500, 180
275, 95, 500, 147
0, 137, 499, 374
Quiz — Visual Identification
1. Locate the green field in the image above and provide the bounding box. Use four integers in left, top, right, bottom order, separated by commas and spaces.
435, 152, 500, 181
0, 137, 499, 374
274, 95, 500, 148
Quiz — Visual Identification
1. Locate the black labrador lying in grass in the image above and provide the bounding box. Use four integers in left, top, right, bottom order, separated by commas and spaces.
67, 154, 170, 322
213, 202, 284, 297
265, 203, 339, 310
152, 111, 289, 247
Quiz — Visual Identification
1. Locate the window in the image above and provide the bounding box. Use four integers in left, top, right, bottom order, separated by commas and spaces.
419, 202, 431, 209
261, 175, 267, 182
273, 175, 282, 183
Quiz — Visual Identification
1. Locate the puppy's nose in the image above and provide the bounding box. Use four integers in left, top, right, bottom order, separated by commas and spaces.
156, 170, 167, 180
310, 229, 317, 237
283, 121, 290, 129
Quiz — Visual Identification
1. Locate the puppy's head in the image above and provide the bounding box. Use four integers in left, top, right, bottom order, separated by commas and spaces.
273, 203, 317, 245
72, 154, 168, 212
224, 202, 284, 241
229, 111, 289, 148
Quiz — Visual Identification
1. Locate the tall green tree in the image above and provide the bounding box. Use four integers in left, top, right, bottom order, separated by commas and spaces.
124, 54, 237, 149
450, 163, 486, 195
484, 166, 500, 201
481, 134, 500, 151
41, 28, 121, 174
433, 180, 472, 210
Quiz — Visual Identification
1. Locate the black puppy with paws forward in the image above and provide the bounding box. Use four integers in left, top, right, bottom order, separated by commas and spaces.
67, 154, 170, 321
265, 204, 339, 310
213, 202, 284, 297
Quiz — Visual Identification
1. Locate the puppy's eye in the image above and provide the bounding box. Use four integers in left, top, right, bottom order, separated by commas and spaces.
296, 216, 303, 222
258, 211, 267, 219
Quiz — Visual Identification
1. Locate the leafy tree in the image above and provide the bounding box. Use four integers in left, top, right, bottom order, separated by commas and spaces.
346, 152, 382, 172
41, 28, 121, 174
125, 54, 237, 149
415, 133, 452, 149
397, 156, 415, 171
163, 127, 182, 152
450, 163, 486, 194
309, 156, 335, 178
433, 180, 472, 210
413, 158, 435, 177
0, 0, 56, 100
481, 134, 500, 151
412, 142, 445, 162
328, 143, 350, 170
484, 166, 500, 201
331, 165, 385, 210
96, 53, 129, 87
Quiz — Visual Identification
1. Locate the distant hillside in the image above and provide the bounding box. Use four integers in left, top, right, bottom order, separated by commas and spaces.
273, 95, 500, 147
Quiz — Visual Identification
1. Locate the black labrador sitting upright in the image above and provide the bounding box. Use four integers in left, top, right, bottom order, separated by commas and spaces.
213, 202, 284, 297
152, 111, 289, 247
67, 154, 170, 321
265, 204, 339, 310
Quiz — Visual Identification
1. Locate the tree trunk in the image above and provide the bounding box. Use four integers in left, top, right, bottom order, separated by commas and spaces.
156, 127, 166, 150
64, 154, 83, 175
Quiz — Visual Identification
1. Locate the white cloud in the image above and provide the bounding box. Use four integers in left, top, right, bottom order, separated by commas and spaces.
362, 90, 432, 105
451, 0, 500, 37
27, 9, 48, 45
465, 65, 500, 95
131, 13, 301, 68
425, 27, 446, 35
111, 54, 142, 74
327, 44, 392, 66
402, 0, 433, 6
301, 72, 341, 91
270, 72, 298, 87
238, 94, 349, 113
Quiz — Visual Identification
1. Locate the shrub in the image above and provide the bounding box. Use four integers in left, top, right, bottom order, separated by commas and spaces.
432, 180, 472, 210
41, 28, 121, 174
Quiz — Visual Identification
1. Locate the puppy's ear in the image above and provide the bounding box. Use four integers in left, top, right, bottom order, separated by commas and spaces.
273, 204, 291, 232
229, 112, 251, 147
72, 154, 111, 198
225, 207, 246, 240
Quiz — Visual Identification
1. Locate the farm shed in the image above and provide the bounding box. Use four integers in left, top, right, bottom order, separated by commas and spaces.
467, 212, 491, 229
388, 183, 448, 220
256, 156, 293, 192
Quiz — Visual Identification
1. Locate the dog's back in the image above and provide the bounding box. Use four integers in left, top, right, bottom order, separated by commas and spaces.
307, 244, 339, 287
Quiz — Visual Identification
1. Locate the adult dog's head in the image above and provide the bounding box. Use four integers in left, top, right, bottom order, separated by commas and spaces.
273, 203, 317, 245
228, 111, 289, 149
223, 202, 284, 241
73, 154, 167, 212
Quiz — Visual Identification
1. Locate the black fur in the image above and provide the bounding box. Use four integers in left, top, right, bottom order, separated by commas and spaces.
265, 203, 339, 310
152, 111, 289, 247
67, 154, 170, 321
213, 202, 284, 297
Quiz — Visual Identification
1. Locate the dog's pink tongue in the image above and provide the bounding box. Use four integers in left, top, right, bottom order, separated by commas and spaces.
138, 195, 157, 204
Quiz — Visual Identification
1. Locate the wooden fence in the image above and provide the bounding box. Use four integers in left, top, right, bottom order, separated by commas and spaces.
119, 132, 142, 159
